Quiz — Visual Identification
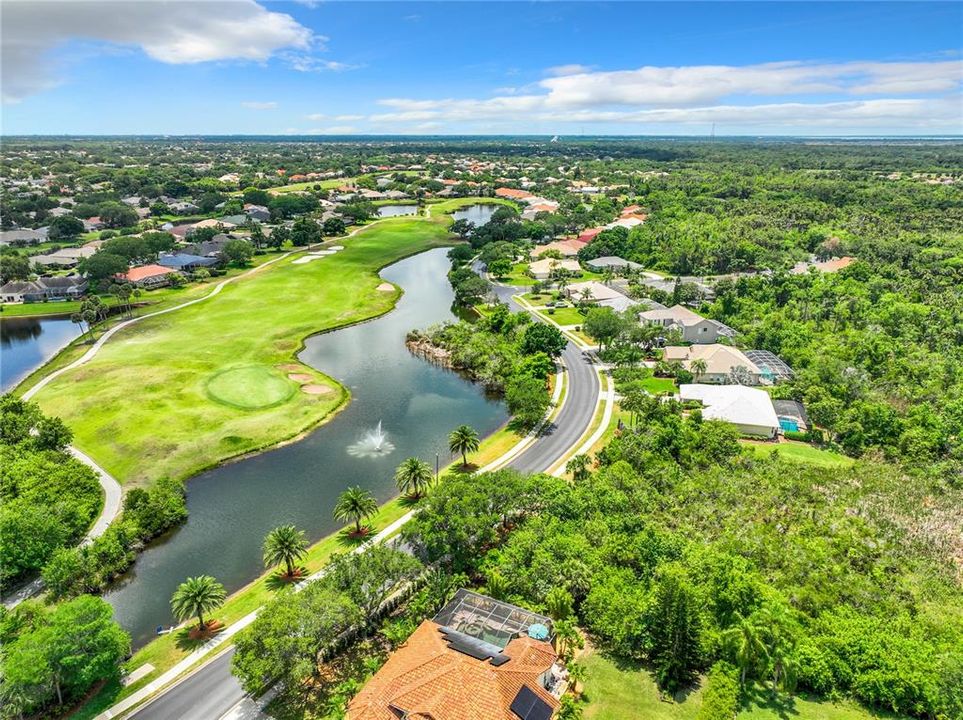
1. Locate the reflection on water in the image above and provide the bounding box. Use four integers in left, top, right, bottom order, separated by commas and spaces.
451, 204, 498, 226
1, 316, 81, 392
105, 248, 509, 647
377, 204, 418, 218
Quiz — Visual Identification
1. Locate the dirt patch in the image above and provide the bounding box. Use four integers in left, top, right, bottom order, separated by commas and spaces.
288, 373, 314, 383
301, 384, 334, 395
377, 282, 395, 292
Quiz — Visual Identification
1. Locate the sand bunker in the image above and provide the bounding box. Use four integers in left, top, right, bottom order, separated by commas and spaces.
301, 384, 333, 395
278, 364, 303, 372
288, 373, 314, 383
328, 245, 344, 250
377, 282, 395, 292
292, 256, 320, 265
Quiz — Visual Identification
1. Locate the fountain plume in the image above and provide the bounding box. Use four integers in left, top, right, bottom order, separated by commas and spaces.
347, 420, 395, 457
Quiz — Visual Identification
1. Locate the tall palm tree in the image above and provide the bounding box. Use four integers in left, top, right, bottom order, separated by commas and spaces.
170, 575, 226, 631
565, 454, 592, 483
690, 358, 708, 381
394, 457, 434, 499
262, 524, 308, 577
448, 424, 480, 467
723, 611, 768, 686
333, 486, 378, 535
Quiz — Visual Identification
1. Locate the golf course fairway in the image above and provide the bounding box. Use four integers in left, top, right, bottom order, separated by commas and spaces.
29, 217, 453, 487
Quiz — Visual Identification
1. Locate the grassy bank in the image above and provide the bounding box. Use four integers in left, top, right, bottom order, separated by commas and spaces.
581, 651, 900, 720
29, 218, 452, 487
741, 440, 854, 468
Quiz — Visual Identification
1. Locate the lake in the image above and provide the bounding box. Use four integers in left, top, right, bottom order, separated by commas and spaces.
377, 204, 418, 218
451, 203, 498, 226
0, 316, 81, 392
104, 248, 508, 647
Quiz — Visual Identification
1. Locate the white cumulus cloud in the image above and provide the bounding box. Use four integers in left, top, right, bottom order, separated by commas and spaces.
2, 0, 314, 103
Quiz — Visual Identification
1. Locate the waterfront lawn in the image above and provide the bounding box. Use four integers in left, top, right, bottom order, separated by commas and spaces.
581, 651, 899, 720
29, 218, 453, 487
427, 196, 518, 218
741, 440, 854, 468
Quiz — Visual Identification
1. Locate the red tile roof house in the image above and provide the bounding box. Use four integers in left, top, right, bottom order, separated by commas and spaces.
577, 227, 604, 243
348, 590, 565, 720
118, 264, 180, 289
495, 187, 535, 201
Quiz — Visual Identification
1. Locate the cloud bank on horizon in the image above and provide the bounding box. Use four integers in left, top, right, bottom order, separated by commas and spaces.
2, 0, 961, 135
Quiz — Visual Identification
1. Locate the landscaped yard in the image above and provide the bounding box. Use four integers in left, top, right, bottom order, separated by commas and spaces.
29, 217, 453, 487
581, 651, 900, 720
539, 305, 587, 326
639, 375, 677, 394
741, 440, 854, 468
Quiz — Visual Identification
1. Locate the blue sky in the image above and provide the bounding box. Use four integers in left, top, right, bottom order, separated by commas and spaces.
2, 1, 961, 135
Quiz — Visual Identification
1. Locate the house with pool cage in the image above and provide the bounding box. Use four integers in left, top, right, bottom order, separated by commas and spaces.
347, 589, 566, 720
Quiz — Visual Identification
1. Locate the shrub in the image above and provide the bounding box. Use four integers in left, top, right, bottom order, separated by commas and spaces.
697, 661, 740, 720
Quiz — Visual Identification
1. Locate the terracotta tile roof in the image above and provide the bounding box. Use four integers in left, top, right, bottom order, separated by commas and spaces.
495, 188, 535, 200
348, 621, 558, 720
577, 227, 604, 243
121, 264, 172, 282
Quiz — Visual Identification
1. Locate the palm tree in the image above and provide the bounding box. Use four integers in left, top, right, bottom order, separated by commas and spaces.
723, 611, 768, 686
485, 570, 509, 600
690, 357, 708, 381
334, 486, 378, 535
170, 575, 226, 631
448, 424, 480, 467
394, 457, 434, 499
545, 586, 574, 620
565, 454, 592, 483
262, 524, 307, 577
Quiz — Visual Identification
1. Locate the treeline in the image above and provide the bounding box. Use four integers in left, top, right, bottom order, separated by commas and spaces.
408, 303, 565, 429
0, 397, 99, 591
401, 402, 963, 718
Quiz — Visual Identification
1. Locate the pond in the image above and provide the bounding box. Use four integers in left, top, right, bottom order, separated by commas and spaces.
451, 203, 499, 226
0, 316, 81, 392
104, 248, 508, 647
377, 204, 418, 218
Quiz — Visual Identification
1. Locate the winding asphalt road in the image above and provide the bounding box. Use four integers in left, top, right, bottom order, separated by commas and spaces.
122, 269, 601, 720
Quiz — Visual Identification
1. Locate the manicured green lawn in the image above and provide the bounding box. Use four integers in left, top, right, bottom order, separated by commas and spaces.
639, 376, 677, 394
741, 440, 854, 468
205, 365, 296, 409
582, 651, 900, 720
539, 306, 587, 326
30, 218, 453, 487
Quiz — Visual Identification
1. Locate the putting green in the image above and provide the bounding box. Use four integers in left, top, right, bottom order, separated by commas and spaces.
205, 366, 296, 409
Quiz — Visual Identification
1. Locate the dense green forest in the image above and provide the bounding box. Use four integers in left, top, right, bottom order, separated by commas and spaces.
0, 397, 100, 590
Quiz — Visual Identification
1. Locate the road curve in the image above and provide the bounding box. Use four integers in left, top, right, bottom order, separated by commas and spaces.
119, 259, 603, 720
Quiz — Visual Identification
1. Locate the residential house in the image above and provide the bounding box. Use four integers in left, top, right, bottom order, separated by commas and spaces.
243, 204, 271, 222
529, 258, 581, 280
495, 187, 535, 201
0, 228, 46, 246
564, 280, 630, 304
348, 590, 563, 720
679, 384, 779, 438
586, 256, 643, 272
663, 344, 764, 385
83, 217, 105, 232
119, 264, 179, 289
157, 253, 219, 272
185, 234, 233, 257
1, 277, 88, 303
639, 304, 735, 344
577, 227, 604, 244
530, 240, 583, 259
32, 246, 97, 269
169, 201, 200, 215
